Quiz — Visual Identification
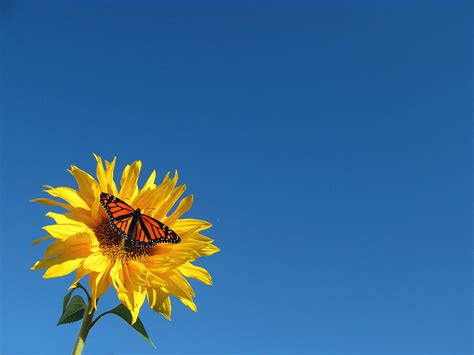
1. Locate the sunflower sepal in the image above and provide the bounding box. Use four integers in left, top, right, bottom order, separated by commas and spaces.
62, 287, 75, 312
58, 282, 91, 326
58, 294, 87, 326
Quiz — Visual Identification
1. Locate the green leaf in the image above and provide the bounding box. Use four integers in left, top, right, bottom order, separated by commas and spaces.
57, 295, 86, 325
62, 289, 74, 313
108, 304, 156, 348
62, 282, 88, 313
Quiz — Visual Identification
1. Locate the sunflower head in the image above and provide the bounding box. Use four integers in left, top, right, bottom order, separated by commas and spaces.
32, 154, 219, 322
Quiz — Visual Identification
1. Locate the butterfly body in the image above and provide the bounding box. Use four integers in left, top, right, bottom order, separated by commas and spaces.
100, 193, 180, 247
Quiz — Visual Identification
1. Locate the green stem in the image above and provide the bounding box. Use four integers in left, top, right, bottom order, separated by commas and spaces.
76, 283, 91, 300
88, 310, 112, 330
72, 298, 95, 355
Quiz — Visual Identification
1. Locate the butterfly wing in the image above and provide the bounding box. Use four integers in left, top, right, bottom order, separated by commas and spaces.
100, 192, 181, 246
128, 216, 151, 245
129, 213, 180, 246
100, 193, 135, 237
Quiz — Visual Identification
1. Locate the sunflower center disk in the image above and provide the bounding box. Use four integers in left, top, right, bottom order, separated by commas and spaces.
94, 220, 153, 262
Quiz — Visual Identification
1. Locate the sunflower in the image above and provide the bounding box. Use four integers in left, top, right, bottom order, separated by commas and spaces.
32, 154, 219, 324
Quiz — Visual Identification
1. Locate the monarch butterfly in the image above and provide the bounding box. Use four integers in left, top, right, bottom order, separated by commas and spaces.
100, 192, 181, 247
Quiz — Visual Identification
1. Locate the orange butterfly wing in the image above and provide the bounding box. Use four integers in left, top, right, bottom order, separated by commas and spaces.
100, 193, 135, 238
137, 214, 181, 245
100, 192, 181, 246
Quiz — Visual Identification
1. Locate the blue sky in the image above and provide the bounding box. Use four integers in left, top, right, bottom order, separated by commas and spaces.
0, 1, 472, 354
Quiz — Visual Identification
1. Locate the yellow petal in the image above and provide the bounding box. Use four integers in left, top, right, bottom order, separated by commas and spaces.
126, 261, 149, 285
173, 239, 220, 258
43, 224, 89, 240
33, 241, 91, 271
111, 263, 134, 316
69, 268, 92, 290
44, 186, 90, 209
138, 171, 173, 217
89, 196, 103, 226
150, 172, 179, 219
45, 212, 87, 226
129, 290, 146, 324
43, 258, 85, 278
164, 195, 193, 226
68, 165, 99, 206
142, 255, 178, 274
180, 298, 197, 312
160, 171, 171, 185
120, 161, 142, 200
32, 198, 71, 210
142, 170, 157, 191
110, 262, 127, 294
169, 241, 220, 260
147, 287, 172, 320
45, 212, 97, 236
105, 157, 119, 195
159, 242, 206, 262
120, 165, 130, 190
45, 207, 98, 228
135, 182, 172, 217
83, 252, 109, 272
111, 263, 146, 323
172, 218, 212, 233
162, 270, 195, 301
186, 232, 214, 243
93, 153, 108, 193
44, 234, 90, 259
89, 267, 111, 309
122, 262, 147, 324
32, 235, 53, 246
154, 184, 186, 221
200, 244, 221, 256
174, 225, 215, 244
179, 262, 213, 285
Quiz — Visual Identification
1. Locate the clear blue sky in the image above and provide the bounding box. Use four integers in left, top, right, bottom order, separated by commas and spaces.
1, 1, 471, 354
